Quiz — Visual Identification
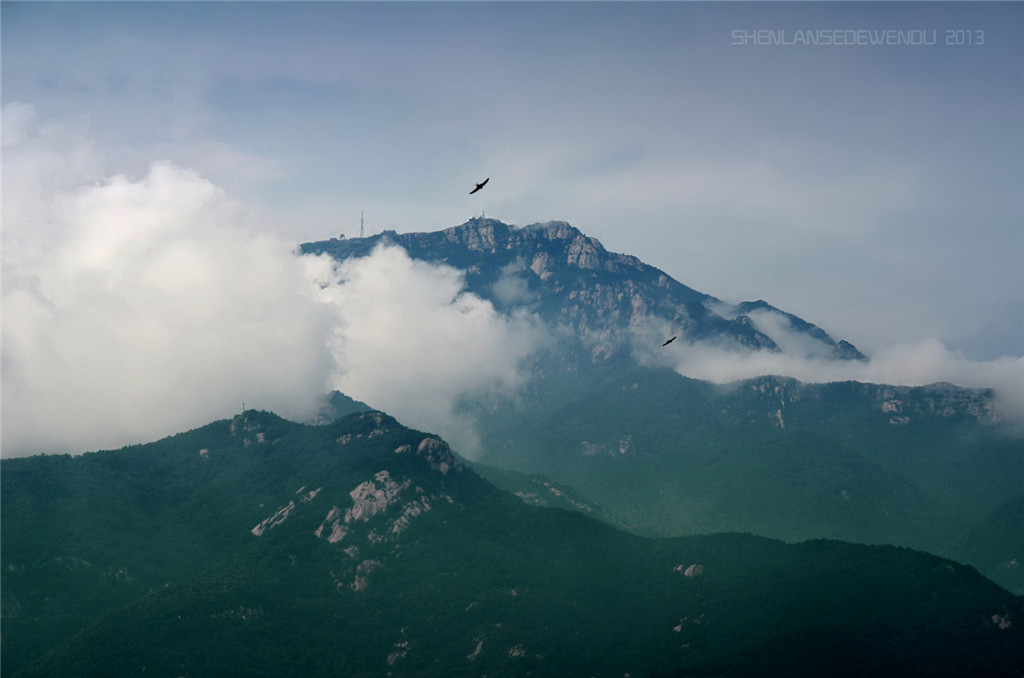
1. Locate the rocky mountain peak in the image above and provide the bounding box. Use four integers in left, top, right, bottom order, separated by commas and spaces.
732, 299, 868, 361
300, 218, 862, 361
441, 218, 609, 268
524, 220, 585, 242
441, 218, 515, 252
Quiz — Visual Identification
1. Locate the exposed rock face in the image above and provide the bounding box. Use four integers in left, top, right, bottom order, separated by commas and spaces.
301, 218, 798, 359
876, 382, 1001, 425
735, 375, 1001, 427
674, 563, 704, 578
394, 438, 463, 475
314, 507, 348, 543
252, 501, 296, 537
230, 414, 271, 448
530, 252, 551, 280
311, 465, 453, 548
346, 471, 410, 523
414, 437, 462, 474
565, 233, 602, 270
351, 559, 381, 592
991, 613, 1013, 630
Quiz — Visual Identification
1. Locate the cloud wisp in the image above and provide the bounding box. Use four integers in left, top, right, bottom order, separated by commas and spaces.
626, 304, 1022, 424
307, 244, 543, 458
668, 340, 1024, 425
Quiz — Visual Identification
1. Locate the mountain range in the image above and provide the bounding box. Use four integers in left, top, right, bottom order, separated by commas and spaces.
3, 410, 1021, 677
3, 218, 1022, 675
302, 218, 866, 362
302, 219, 1023, 593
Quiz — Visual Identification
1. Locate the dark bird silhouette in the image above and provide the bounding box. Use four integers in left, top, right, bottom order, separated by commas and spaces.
662, 336, 677, 347
469, 178, 489, 195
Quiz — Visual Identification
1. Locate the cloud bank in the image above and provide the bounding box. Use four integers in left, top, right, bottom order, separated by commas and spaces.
2, 104, 541, 457
628, 304, 1023, 423
668, 340, 1024, 425
3, 112, 339, 454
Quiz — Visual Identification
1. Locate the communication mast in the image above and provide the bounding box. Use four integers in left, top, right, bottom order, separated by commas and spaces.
360, 211, 365, 239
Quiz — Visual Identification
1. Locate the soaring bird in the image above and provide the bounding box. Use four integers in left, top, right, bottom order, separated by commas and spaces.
662, 336, 677, 347
470, 178, 489, 194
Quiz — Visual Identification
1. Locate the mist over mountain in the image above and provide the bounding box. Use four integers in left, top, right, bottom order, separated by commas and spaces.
303, 218, 1021, 416
303, 218, 866, 364
302, 219, 1024, 593
5, 3, 1022, 674
4, 216, 1022, 674
6, 175, 1019, 459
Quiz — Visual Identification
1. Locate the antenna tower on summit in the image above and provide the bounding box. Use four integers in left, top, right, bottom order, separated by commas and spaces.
360, 211, 364, 239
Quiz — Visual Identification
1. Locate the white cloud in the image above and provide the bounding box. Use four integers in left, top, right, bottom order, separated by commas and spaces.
2, 104, 545, 456
307, 244, 543, 458
2, 107, 339, 455
668, 338, 1024, 424
626, 287, 1023, 424
742, 308, 836, 359
490, 257, 533, 307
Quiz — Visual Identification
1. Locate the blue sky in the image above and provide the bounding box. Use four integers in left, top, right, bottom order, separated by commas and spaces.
3, 2, 1023, 453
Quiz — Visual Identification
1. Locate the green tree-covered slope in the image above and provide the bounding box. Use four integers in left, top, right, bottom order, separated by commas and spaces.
3, 410, 1021, 677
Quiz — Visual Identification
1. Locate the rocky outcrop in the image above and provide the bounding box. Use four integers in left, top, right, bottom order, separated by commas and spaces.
251, 501, 296, 537
312, 468, 454, 548
395, 437, 463, 475
346, 471, 410, 523
876, 382, 1000, 425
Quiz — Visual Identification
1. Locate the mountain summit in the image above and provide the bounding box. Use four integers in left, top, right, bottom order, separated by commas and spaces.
302, 218, 864, 362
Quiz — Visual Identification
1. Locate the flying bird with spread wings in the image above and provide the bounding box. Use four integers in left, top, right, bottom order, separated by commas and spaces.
662, 336, 677, 347
470, 178, 489, 194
